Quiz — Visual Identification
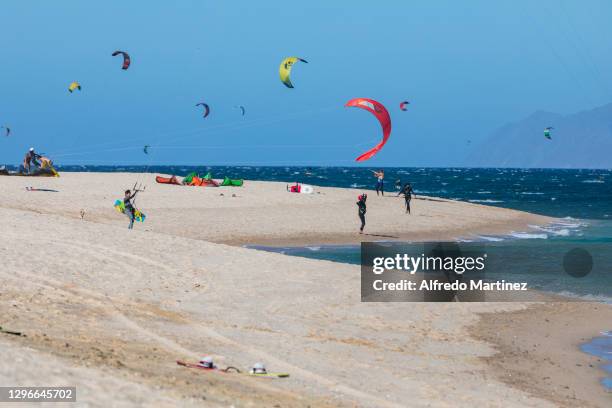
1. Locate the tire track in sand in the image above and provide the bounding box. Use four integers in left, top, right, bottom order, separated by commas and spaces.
4, 240, 402, 407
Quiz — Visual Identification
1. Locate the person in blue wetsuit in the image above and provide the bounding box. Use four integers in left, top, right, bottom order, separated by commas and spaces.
372, 170, 384, 196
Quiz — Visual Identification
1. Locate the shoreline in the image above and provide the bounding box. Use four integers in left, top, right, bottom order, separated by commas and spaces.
471, 301, 612, 407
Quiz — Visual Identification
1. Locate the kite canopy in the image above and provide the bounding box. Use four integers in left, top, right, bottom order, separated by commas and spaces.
544, 127, 553, 140
195, 103, 210, 118
399, 101, 410, 111
234, 105, 246, 116
112, 50, 131, 70
143, 145, 150, 155
345, 98, 392, 162
279, 57, 308, 88
1, 126, 10, 137
68, 81, 82, 93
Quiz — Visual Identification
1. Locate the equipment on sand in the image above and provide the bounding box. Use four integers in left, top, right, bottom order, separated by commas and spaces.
248, 363, 289, 378
157, 173, 242, 187
155, 175, 181, 185
0, 326, 24, 337
176, 360, 289, 378
176, 360, 240, 373
247, 371, 290, 378
1, 156, 59, 177
220, 176, 244, 187
287, 183, 313, 194
182, 172, 219, 187
25, 187, 59, 192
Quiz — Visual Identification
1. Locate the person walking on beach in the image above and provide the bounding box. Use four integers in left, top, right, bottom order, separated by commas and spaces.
357, 193, 367, 233
372, 169, 385, 196
398, 183, 416, 214
123, 189, 138, 229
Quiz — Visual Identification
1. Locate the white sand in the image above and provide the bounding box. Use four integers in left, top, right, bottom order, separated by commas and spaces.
0, 172, 587, 407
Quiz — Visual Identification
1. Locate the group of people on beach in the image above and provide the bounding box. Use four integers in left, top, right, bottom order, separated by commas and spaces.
117, 168, 415, 232
356, 170, 416, 233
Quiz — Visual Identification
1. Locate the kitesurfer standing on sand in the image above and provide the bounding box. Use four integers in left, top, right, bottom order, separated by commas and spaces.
124, 189, 138, 229
398, 183, 416, 214
357, 194, 367, 233
372, 170, 385, 196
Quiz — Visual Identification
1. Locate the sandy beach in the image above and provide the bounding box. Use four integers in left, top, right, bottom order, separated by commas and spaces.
0, 172, 609, 407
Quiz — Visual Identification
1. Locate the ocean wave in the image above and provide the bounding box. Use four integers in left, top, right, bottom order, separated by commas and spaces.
475, 235, 505, 242
552, 291, 612, 304
476, 191, 492, 194
468, 199, 504, 203
519, 192, 544, 195
528, 224, 573, 237
581, 179, 605, 183
306, 246, 321, 251
509, 232, 548, 239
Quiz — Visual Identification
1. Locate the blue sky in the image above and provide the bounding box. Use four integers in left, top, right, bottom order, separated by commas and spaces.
1, 0, 611, 166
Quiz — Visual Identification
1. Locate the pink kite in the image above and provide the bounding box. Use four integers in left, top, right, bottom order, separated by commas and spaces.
345, 98, 391, 162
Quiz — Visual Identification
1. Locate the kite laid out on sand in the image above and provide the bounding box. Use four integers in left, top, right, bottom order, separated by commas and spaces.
345, 98, 391, 162
279, 57, 308, 88
111, 50, 131, 70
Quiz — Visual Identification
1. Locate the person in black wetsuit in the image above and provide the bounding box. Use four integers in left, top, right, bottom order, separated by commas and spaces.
357, 194, 367, 233
398, 183, 416, 214
124, 189, 138, 229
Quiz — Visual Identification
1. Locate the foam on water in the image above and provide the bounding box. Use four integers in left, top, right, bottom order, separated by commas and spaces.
509, 232, 548, 239
475, 235, 505, 242
468, 199, 505, 203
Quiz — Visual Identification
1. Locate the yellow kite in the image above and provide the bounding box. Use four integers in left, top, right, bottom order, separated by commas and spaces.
279, 57, 308, 88
68, 81, 82, 93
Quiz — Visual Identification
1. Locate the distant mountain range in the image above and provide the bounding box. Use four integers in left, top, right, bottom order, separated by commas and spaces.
468, 103, 612, 168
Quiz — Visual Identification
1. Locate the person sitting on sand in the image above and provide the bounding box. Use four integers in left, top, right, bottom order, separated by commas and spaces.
372, 169, 384, 196
23, 147, 41, 174
123, 189, 138, 230
398, 183, 416, 214
357, 193, 367, 233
